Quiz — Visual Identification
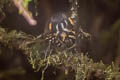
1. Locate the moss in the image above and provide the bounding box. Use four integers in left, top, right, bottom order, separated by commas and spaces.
0, 27, 119, 80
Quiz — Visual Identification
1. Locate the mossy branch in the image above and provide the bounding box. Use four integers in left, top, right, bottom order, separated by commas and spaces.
0, 27, 119, 80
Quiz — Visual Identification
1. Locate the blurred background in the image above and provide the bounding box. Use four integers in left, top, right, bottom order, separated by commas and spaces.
0, 0, 120, 80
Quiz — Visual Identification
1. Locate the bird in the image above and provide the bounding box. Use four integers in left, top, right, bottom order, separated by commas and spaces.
44, 13, 77, 50
43, 12, 91, 53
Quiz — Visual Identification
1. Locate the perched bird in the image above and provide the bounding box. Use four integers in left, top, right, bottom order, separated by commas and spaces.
44, 13, 76, 49
43, 12, 91, 52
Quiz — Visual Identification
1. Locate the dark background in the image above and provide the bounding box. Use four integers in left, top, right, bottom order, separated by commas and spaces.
0, 0, 120, 80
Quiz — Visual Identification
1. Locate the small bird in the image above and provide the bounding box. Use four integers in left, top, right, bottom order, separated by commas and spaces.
44, 13, 76, 49
43, 12, 91, 53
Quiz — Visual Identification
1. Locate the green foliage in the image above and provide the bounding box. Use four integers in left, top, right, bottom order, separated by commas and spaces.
24, 0, 32, 7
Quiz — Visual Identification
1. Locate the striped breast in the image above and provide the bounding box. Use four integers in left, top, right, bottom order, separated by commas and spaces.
46, 13, 76, 48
